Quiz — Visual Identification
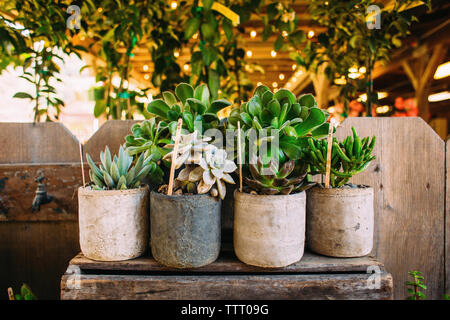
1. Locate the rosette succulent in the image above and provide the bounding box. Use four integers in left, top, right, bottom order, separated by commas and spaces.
147, 83, 232, 134
161, 131, 236, 199
245, 157, 314, 195
86, 145, 155, 190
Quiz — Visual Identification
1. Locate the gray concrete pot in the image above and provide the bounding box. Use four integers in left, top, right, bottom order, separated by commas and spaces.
306, 186, 374, 257
233, 191, 306, 268
78, 186, 149, 261
150, 192, 221, 268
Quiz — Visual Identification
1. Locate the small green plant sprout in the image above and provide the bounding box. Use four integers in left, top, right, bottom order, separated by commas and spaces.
147, 83, 232, 134
306, 127, 376, 187
406, 270, 427, 300
86, 145, 156, 190
8, 283, 37, 300
245, 157, 314, 195
160, 131, 236, 199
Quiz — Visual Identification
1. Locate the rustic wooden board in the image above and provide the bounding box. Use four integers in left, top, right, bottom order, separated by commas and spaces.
60, 272, 393, 300
0, 221, 80, 300
446, 138, 450, 295
0, 164, 82, 221
69, 251, 384, 274
0, 123, 80, 164
335, 117, 445, 300
83, 120, 139, 161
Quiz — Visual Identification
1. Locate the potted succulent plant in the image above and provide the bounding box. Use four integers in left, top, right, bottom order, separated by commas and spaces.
137, 83, 236, 268
305, 127, 376, 257
79, 145, 155, 261
229, 85, 331, 268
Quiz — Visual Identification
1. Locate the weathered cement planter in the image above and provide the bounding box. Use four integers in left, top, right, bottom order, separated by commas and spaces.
150, 192, 221, 268
233, 191, 306, 268
78, 186, 149, 261
306, 186, 374, 257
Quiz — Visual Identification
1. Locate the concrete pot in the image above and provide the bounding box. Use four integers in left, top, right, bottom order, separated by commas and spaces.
306, 186, 374, 257
78, 186, 149, 261
233, 191, 306, 268
150, 192, 221, 268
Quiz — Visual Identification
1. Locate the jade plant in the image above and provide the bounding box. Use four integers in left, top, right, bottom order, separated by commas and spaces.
86, 145, 155, 190
8, 283, 36, 300
147, 83, 232, 134
229, 86, 330, 195
406, 270, 427, 300
306, 127, 376, 187
159, 130, 236, 199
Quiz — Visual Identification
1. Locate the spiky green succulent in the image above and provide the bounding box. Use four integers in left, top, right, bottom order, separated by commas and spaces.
244, 157, 314, 195
86, 145, 156, 190
147, 83, 232, 135
306, 127, 376, 187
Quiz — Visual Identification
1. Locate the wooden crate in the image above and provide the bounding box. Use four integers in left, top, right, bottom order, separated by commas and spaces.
60, 250, 393, 300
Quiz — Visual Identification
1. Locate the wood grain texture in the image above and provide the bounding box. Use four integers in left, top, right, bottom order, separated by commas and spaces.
0, 123, 80, 164
69, 251, 384, 274
0, 164, 82, 221
446, 138, 450, 295
0, 221, 80, 300
60, 273, 393, 300
83, 120, 139, 161
335, 117, 445, 300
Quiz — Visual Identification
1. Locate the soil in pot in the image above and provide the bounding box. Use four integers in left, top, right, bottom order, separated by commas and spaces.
150, 192, 221, 268
233, 190, 306, 268
78, 185, 149, 261
306, 185, 374, 257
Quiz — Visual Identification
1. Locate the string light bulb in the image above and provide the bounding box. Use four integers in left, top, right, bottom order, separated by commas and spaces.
308, 30, 315, 38
171, 1, 177, 9
246, 50, 253, 57
143, 65, 149, 71
279, 74, 285, 80
271, 50, 277, 57
250, 30, 257, 38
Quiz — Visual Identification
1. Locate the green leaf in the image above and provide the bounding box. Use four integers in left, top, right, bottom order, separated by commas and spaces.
274, 89, 297, 105
222, 19, 233, 40
280, 136, 303, 160
175, 83, 194, 105
186, 98, 207, 115
94, 100, 106, 118
294, 108, 326, 137
147, 99, 170, 119
311, 123, 335, 138
202, 0, 214, 9
185, 17, 201, 39
240, 112, 253, 127
13, 92, 33, 99
274, 35, 283, 51
298, 94, 317, 108
268, 99, 281, 117
208, 69, 220, 99
162, 91, 178, 106
182, 111, 194, 132
248, 96, 262, 117
194, 84, 210, 107
208, 99, 231, 114
254, 85, 270, 99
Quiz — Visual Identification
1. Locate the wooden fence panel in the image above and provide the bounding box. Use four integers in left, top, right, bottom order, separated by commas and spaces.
336, 117, 445, 300
83, 120, 138, 161
446, 138, 450, 295
0, 123, 80, 164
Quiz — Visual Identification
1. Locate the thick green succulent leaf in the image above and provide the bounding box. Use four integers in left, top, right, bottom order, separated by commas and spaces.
298, 94, 317, 108
117, 175, 127, 190
194, 83, 210, 107
186, 98, 207, 115
261, 90, 274, 107
253, 85, 270, 99
175, 83, 194, 105
147, 99, 170, 119
162, 91, 178, 106
294, 108, 326, 137
311, 122, 335, 138
274, 89, 296, 105
240, 112, 253, 127
182, 111, 194, 132
86, 153, 103, 180
280, 136, 303, 160
248, 96, 262, 117
102, 169, 115, 188
167, 109, 180, 121
126, 167, 136, 186
110, 161, 121, 183
207, 99, 231, 114
267, 99, 281, 117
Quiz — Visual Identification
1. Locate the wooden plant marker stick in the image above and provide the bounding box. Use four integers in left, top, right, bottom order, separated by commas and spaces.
79, 142, 86, 187
167, 118, 183, 196
8, 287, 14, 300
237, 121, 243, 192
325, 119, 335, 188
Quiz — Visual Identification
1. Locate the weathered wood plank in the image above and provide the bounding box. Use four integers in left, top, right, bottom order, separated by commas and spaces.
0, 221, 80, 300
83, 120, 139, 161
60, 272, 393, 300
335, 117, 445, 300
0, 164, 82, 221
446, 138, 450, 295
0, 123, 80, 164
69, 251, 384, 274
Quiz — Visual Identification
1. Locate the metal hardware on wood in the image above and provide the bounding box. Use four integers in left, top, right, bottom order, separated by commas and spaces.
32, 174, 53, 212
